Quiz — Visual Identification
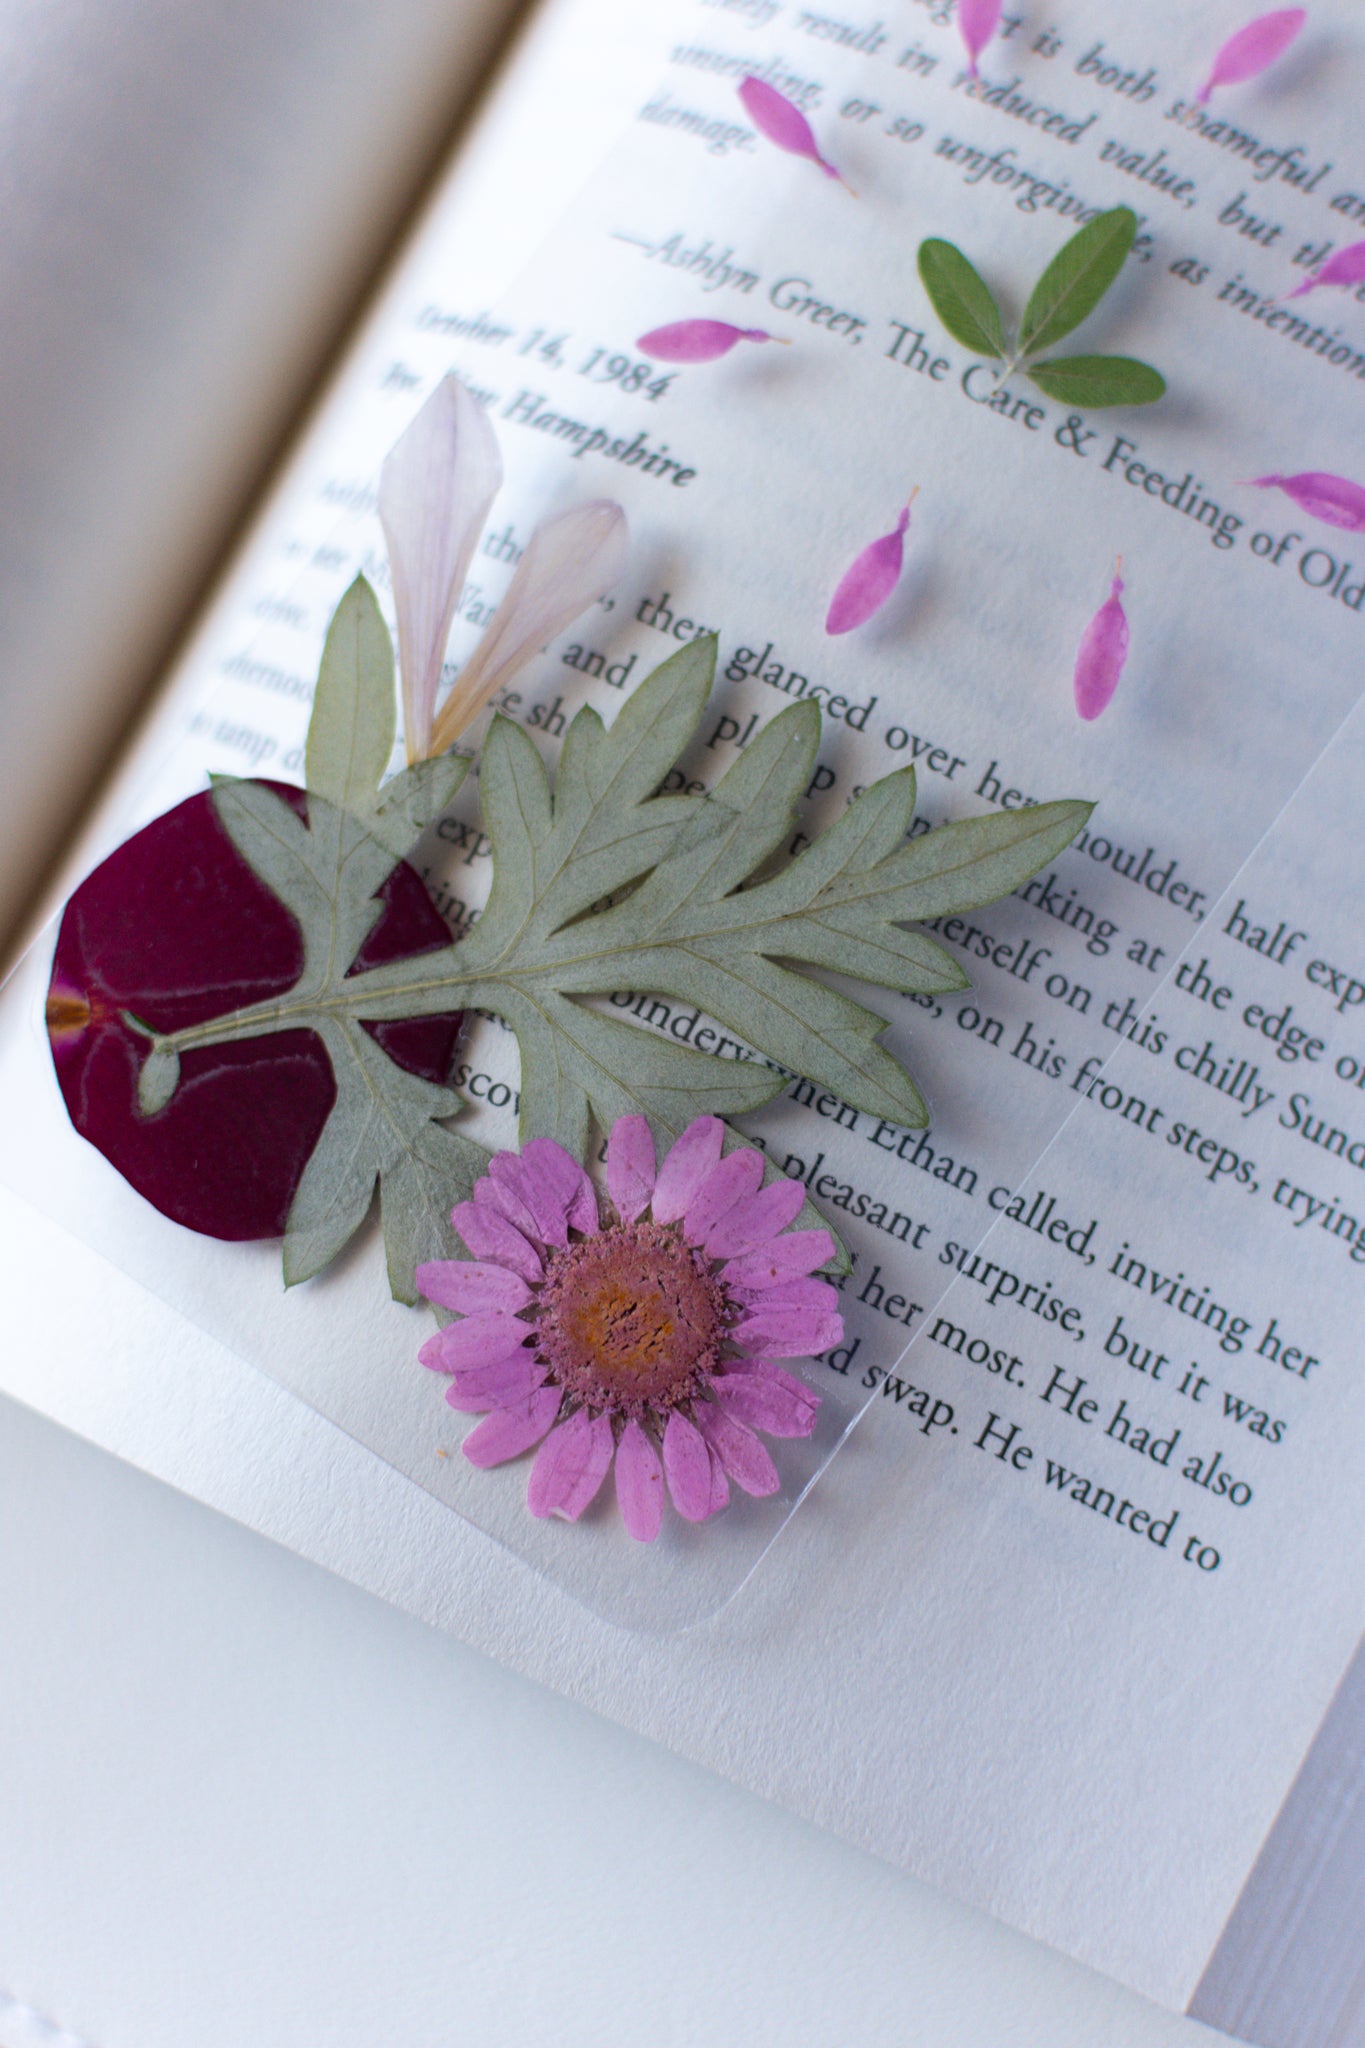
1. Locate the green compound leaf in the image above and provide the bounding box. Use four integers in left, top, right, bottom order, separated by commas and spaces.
138, 601, 1092, 1297
1027, 355, 1167, 409
1019, 206, 1137, 358
917, 239, 1008, 359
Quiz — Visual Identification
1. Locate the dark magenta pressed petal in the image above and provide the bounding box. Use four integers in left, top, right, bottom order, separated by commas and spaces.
47, 781, 463, 1241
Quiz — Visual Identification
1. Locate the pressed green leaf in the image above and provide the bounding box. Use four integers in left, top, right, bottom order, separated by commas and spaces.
918, 238, 1007, 358
305, 575, 396, 816
136, 1042, 181, 1116
368, 752, 470, 858
1019, 206, 1137, 358
1027, 354, 1166, 408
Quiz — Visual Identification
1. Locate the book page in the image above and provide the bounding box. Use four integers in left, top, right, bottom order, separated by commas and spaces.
4, 0, 1365, 2024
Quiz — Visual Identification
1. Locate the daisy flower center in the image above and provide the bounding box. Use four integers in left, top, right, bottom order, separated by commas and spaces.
537, 1219, 726, 1417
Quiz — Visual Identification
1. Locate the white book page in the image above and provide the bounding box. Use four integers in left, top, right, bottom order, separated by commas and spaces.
4, 0, 1365, 2018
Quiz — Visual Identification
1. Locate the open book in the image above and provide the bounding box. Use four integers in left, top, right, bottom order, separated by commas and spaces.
3, 1, 1364, 2040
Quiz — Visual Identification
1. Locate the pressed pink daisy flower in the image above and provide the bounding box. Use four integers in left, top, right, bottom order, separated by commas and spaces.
415, 1116, 842, 1541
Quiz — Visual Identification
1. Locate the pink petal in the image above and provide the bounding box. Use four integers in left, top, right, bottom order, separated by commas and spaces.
445, 1350, 547, 1413
379, 375, 503, 764
825, 505, 912, 636
727, 1276, 841, 1318
703, 1177, 807, 1259
1074, 572, 1129, 722
709, 1368, 820, 1438
722, 1230, 836, 1290
415, 1259, 533, 1315
606, 1113, 656, 1222
738, 75, 842, 182
685, 1148, 766, 1247
730, 1304, 844, 1358
1245, 471, 1365, 532
451, 1198, 543, 1285
637, 321, 778, 364
462, 1386, 563, 1467
1197, 8, 1306, 102
521, 1136, 598, 1243
429, 501, 628, 753
479, 1161, 542, 1241
651, 1116, 724, 1223
527, 1407, 616, 1521
662, 1410, 714, 1522
615, 1419, 664, 1542
958, 0, 1003, 76
693, 1404, 780, 1498
1287, 241, 1365, 299
707, 1445, 731, 1515
418, 1310, 531, 1374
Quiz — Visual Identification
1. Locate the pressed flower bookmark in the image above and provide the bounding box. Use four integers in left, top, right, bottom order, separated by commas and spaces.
1074, 560, 1130, 721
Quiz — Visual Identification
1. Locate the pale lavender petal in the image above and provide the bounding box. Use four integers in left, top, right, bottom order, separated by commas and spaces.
704, 1177, 807, 1259
416, 1259, 533, 1315
738, 75, 842, 181
709, 1368, 820, 1438
462, 1386, 563, 1467
1074, 572, 1129, 722
1245, 471, 1365, 532
479, 1162, 542, 1241
650, 1116, 724, 1223
527, 1407, 615, 1521
606, 1113, 656, 1222
662, 1410, 713, 1522
451, 1198, 543, 1285
423, 1310, 532, 1375
429, 501, 628, 753
684, 1148, 765, 1247
959, 0, 1003, 77
637, 321, 778, 364
521, 1136, 597, 1245
379, 375, 503, 763
727, 1277, 841, 1318
445, 1350, 546, 1413
730, 1304, 844, 1358
722, 1230, 836, 1290
1287, 241, 1365, 299
694, 1404, 780, 1498
1197, 8, 1306, 102
826, 505, 911, 636
706, 1445, 731, 1515
615, 1419, 664, 1542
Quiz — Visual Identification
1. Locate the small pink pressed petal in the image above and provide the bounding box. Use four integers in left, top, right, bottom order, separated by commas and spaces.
1244, 472, 1365, 532
429, 501, 629, 753
527, 1407, 615, 1521
738, 75, 843, 183
710, 1369, 819, 1439
445, 1351, 546, 1414
683, 1148, 765, 1247
520, 1136, 596, 1245
615, 1419, 664, 1542
480, 1161, 542, 1241
959, 0, 1003, 78
1286, 242, 1365, 299
1197, 9, 1306, 103
637, 320, 779, 364
415, 1259, 533, 1315
694, 1404, 781, 1498
662, 1410, 714, 1522
731, 1304, 844, 1358
424, 1310, 531, 1375
825, 505, 912, 636
450, 1198, 542, 1285
606, 1113, 656, 1222
1074, 572, 1129, 722
723, 1230, 836, 1290
706, 1445, 731, 1516
379, 375, 503, 764
727, 1276, 841, 1318
462, 1386, 563, 1467
650, 1115, 724, 1223
704, 1177, 807, 1258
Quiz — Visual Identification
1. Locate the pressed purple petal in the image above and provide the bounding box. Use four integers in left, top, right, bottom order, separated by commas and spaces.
450, 1198, 543, 1284
527, 1407, 615, 1521
706, 1445, 731, 1515
430, 501, 628, 753
826, 505, 912, 636
727, 1276, 841, 1318
1074, 572, 1130, 722
731, 1304, 844, 1358
1245, 472, 1365, 532
738, 75, 842, 181
445, 1350, 546, 1413
704, 1177, 807, 1259
651, 1115, 724, 1223
606, 1113, 656, 1222
694, 1404, 781, 1498
1197, 8, 1306, 102
662, 1410, 714, 1522
379, 375, 503, 763
959, 0, 1003, 76
710, 1368, 820, 1438
421, 1310, 531, 1375
684, 1148, 766, 1247
1287, 241, 1365, 299
615, 1419, 664, 1542
637, 321, 778, 364
480, 1160, 543, 1240
521, 1136, 597, 1244
722, 1230, 836, 1290
461, 1386, 563, 1467
415, 1259, 533, 1315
